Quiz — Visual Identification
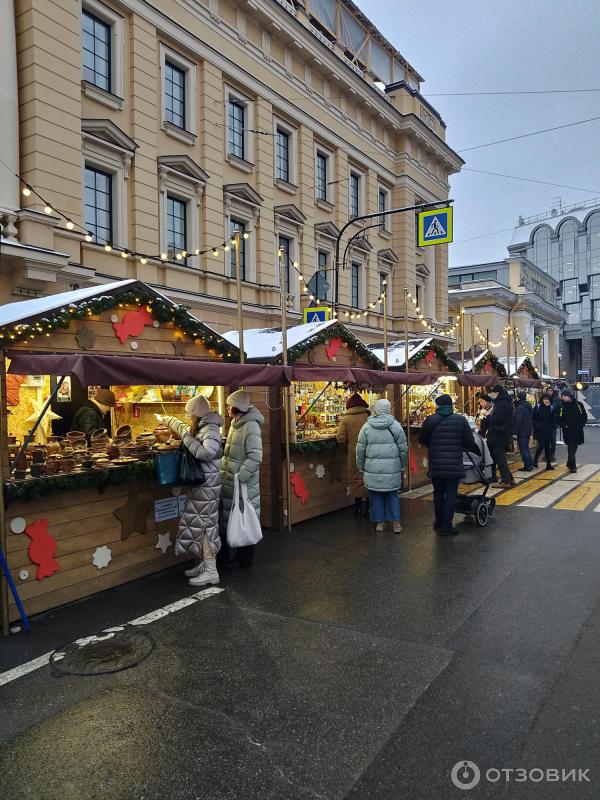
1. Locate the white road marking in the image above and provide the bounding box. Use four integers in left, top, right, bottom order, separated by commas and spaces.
594, 502, 600, 513
0, 587, 225, 689
561, 464, 600, 482
519, 480, 578, 508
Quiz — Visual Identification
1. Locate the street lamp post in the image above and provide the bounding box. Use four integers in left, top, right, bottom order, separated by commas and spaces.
278, 248, 292, 533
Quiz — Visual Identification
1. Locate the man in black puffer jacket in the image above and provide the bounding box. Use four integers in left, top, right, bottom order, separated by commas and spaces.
487, 384, 515, 488
419, 394, 478, 536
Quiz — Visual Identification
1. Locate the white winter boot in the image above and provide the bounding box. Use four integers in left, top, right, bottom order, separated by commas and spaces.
189, 558, 220, 587
184, 559, 204, 578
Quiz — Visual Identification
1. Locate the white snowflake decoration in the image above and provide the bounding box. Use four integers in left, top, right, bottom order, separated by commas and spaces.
153, 320, 160, 328
130, 340, 139, 350
19, 569, 29, 581
10, 517, 26, 534
156, 533, 173, 554
110, 314, 119, 323
92, 545, 112, 570
315, 464, 325, 479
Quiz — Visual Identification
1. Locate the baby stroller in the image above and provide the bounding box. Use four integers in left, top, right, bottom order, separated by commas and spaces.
455, 429, 496, 527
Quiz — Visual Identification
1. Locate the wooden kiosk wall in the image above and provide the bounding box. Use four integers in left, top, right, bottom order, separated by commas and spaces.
2, 304, 226, 622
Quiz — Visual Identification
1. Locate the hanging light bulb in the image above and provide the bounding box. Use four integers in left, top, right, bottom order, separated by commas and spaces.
212, 248, 219, 256
121, 251, 128, 258
22, 186, 31, 197
104, 244, 112, 252
344, 311, 350, 317
195, 249, 200, 256
44, 205, 53, 215
176, 253, 182, 260
65, 220, 74, 230
181, 250, 187, 257
224, 244, 230, 252
160, 252, 168, 260
140, 256, 147, 265
243, 232, 249, 240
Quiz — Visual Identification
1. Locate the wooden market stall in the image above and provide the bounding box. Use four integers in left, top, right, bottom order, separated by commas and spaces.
224, 319, 388, 526
0, 279, 255, 627
368, 337, 460, 488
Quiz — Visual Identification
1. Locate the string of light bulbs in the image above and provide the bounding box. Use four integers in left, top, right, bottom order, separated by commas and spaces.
406, 290, 460, 337
292, 260, 388, 319
514, 328, 543, 358
474, 321, 511, 349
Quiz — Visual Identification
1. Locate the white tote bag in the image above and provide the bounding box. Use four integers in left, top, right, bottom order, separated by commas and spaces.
227, 474, 263, 547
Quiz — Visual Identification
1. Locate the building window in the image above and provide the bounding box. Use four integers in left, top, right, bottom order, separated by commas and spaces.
278, 235, 291, 292
228, 100, 245, 160
316, 151, 329, 201
415, 283, 421, 309
351, 262, 361, 308
167, 196, 187, 259
588, 213, 600, 274
378, 187, 389, 229
276, 129, 290, 182
317, 250, 330, 299
165, 62, 186, 129
230, 219, 246, 280
563, 279, 578, 304
349, 172, 360, 218
560, 220, 578, 279
82, 10, 111, 91
593, 300, 600, 321
567, 304, 581, 325
84, 166, 112, 244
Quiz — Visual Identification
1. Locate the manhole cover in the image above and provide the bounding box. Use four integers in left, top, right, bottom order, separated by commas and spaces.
50, 629, 155, 676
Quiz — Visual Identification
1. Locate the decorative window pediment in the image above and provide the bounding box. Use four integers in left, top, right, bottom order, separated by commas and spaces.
223, 183, 263, 208
377, 247, 398, 265
315, 221, 340, 240
158, 155, 209, 190
274, 203, 307, 225
82, 119, 137, 154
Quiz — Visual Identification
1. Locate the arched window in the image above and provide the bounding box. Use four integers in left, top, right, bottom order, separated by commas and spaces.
532, 227, 550, 274
587, 213, 600, 274
559, 220, 578, 279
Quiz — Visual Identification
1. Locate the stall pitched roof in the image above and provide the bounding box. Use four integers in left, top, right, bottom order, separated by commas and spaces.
223, 320, 339, 360
0, 279, 239, 358
367, 338, 433, 368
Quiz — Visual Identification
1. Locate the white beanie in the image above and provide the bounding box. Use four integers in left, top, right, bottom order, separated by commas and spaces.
374, 398, 391, 416
226, 389, 251, 413
185, 394, 210, 418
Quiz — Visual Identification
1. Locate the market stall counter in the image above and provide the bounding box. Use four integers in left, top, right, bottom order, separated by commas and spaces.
0, 280, 251, 627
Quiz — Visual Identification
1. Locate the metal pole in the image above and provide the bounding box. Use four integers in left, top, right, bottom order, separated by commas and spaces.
233, 232, 245, 364
279, 248, 292, 533
460, 307, 465, 410
0, 353, 9, 635
404, 287, 411, 491
514, 323, 519, 377
506, 315, 511, 378
382, 281, 389, 400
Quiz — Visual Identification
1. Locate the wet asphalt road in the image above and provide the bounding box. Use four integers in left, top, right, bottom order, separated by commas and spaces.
1, 431, 600, 800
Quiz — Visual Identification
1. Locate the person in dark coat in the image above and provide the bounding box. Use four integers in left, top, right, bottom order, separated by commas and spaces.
419, 394, 478, 536
558, 388, 587, 472
70, 388, 115, 442
513, 391, 533, 471
532, 394, 555, 471
487, 384, 515, 488
545, 386, 562, 460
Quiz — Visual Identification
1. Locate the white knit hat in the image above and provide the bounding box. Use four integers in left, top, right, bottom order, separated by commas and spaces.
185, 394, 210, 418
374, 398, 392, 416
226, 390, 251, 413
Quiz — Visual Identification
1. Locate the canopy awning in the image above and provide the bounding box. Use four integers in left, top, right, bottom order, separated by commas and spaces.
457, 374, 543, 390
6, 351, 446, 388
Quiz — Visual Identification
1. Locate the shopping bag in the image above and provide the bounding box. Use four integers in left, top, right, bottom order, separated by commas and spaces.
227, 474, 263, 547
178, 444, 206, 485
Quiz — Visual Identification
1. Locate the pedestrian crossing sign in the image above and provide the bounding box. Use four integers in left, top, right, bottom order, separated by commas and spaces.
418, 206, 453, 247
303, 306, 331, 324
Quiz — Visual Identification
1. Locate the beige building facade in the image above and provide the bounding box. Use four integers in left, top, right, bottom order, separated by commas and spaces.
448, 257, 566, 377
1, 0, 462, 340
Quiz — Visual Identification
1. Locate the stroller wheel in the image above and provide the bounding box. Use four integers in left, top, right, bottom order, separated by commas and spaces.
475, 502, 489, 527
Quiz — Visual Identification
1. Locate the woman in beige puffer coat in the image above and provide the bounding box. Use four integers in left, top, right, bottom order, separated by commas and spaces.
219, 390, 264, 569
336, 393, 369, 516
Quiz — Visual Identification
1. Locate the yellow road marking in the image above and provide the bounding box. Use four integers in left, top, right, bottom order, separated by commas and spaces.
494, 479, 549, 506
589, 472, 600, 483
554, 482, 600, 511
536, 465, 568, 480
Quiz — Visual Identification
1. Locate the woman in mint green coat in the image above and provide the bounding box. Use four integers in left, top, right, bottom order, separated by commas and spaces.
356, 398, 408, 533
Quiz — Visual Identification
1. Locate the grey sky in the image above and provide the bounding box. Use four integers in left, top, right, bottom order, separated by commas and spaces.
358, 0, 600, 266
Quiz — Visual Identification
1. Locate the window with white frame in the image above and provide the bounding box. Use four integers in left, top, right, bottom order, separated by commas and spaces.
82, 120, 134, 248
225, 87, 254, 166
274, 119, 297, 187
230, 219, 247, 280
317, 249, 330, 300
278, 235, 291, 293
167, 196, 187, 259
378, 186, 390, 231
315, 147, 334, 204
349, 170, 362, 218
81, 0, 124, 107
160, 45, 197, 143
157, 156, 207, 265
84, 166, 112, 244
351, 262, 362, 308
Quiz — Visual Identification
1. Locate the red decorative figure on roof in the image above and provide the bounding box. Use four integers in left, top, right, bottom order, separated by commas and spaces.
25, 519, 60, 580
325, 336, 343, 361
424, 349, 436, 365
113, 307, 154, 344
290, 472, 310, 504
483, 361, 492, 374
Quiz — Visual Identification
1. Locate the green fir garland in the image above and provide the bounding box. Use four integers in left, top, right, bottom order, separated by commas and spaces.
284, 322, 382, 368
474, 352, 508, 378
4, 459, 156, 505
517, 357, 540, 379
291, 439, 339, 455
407, 340, 460, 373
0, 289, 238, 360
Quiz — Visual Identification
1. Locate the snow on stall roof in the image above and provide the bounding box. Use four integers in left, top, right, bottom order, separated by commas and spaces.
0, 280, 138, 327
223, 319, 338, 359
498, 356, 527, 375
367, 338, 432, 368
448, 349, 489, 373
